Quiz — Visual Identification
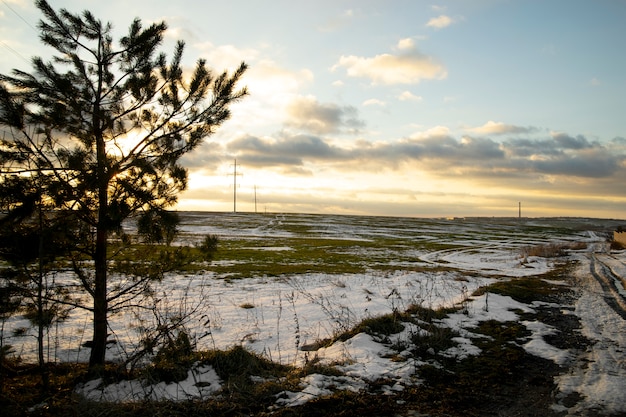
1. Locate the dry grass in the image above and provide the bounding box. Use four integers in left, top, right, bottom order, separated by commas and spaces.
0, 267, 574, 417
521, 241, 587, 259
610, 240, 625, 250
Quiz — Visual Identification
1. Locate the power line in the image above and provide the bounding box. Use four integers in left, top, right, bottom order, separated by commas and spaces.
1, 0, 39, 33
0, 39, 31, 65
0, 0, 39, 66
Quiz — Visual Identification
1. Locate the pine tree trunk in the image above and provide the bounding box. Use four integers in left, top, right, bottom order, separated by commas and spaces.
89, 193, 109, 369
89, 89, 109, 370
89, 225, 108, 369
37, 202, 49, 391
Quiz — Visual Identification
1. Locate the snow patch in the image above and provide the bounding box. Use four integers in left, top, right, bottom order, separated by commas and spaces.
75, 363, 221, 402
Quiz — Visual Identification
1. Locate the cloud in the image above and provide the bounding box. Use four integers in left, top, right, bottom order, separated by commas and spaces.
332, 42, 447, 85
245, 59, 314, 98
551, 132, 593, 149
363, 98, 386, 107
398, 91, 423, 102
285, 95, 364, 134
221, 127, 625, 182
195, 42, 260, 71
611, 136, 626, 146
467, 121, 538, 135
180, 140, 226, 170
504, 138, 561, 158
385, 134, 505, 162
227, 133, 348, 167
426, 15, 453, 29
529, 149, 620, 178
410, 125, 451, 139
501, 134, 623, 178
184, 126, 625, 219
397, 38, 416, 50
193, 43, 312, 99
206, 58, 314, 134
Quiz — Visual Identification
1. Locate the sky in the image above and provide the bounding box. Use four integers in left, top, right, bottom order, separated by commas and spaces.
1, 0, 625, 219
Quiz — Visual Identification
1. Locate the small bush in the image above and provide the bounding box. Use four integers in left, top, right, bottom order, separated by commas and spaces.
200, 345, 296, 404
202, 345, 289, 382
355, 313, 406, 336
406, 304, 459, 323
147, 331, 196, 383
197, 234, 219, 261
411, 324, 459, 357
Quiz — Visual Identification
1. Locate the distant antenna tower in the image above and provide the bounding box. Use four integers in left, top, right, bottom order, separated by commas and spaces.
230, 159, 242, 213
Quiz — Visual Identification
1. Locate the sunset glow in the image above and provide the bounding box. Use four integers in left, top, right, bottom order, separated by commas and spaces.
2, 0, 624, 218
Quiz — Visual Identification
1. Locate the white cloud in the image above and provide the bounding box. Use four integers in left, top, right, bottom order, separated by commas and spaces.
410, 125, 451, 140
398, 91, 422, 102
426, 15, 453, 29
397, 38, 415, 50
333, 43, 447, 85
243, 59, 313, 98
363, 98, 386, 107
467, 121, 537, 135
194, 42, 260, 71
206, 58, 314, 136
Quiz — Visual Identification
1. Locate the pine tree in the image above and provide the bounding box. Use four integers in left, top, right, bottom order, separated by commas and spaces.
0, 0, 247, 370
0, 175, 76, 390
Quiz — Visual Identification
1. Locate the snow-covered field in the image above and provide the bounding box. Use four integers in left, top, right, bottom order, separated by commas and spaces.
3, 212, 626, 415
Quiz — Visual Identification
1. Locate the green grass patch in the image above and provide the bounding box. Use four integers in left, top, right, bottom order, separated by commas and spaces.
473, 277, 555, 304
473, 261, 575, 304
208, 234, 472, 279
210, 238, 374, 278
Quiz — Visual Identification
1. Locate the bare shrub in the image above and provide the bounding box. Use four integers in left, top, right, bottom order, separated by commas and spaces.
610, 240, 624, 251
521, 241, 587, 259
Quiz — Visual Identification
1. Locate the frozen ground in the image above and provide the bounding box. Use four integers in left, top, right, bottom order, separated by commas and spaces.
3, 213, 626, 415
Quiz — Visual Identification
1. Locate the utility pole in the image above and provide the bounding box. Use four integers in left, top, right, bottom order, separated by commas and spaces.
519, 202, 521, 219
230, 159, 242, 213
254, 185, 258, 214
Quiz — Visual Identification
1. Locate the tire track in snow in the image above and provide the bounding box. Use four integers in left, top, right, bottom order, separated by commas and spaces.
588, 253, 626, 320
